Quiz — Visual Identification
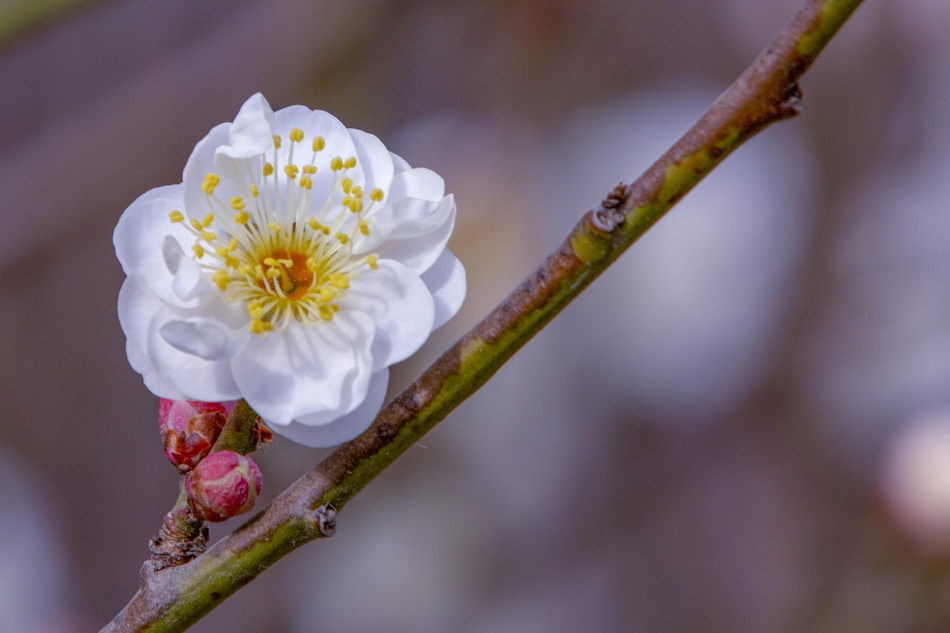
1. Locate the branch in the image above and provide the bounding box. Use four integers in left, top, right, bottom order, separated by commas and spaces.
104, 1, 864, 630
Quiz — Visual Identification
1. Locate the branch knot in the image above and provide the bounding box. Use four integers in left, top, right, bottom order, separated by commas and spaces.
589, 182, 631, 233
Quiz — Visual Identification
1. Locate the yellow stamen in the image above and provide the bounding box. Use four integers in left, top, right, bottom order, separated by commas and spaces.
289, 128, 304, 143
329, 273, 350, 289
169, 210, 185, 223
312, 136, 325, 152
370, 188, 384, 202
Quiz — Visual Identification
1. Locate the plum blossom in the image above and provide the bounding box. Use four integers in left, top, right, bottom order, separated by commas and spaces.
115, 94, 465, 447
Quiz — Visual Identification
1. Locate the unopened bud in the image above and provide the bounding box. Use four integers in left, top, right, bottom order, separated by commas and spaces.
159, 399, 235, 472
186, 451, 262, 523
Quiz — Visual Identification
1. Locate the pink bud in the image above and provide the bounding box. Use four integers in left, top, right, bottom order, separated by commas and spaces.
159, 399, 236, 472
185, 451, 263, 523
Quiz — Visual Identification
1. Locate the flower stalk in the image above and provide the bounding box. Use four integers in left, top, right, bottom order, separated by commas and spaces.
104, 1, 865, 630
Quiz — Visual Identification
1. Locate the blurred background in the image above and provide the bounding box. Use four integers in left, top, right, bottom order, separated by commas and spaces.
0, 0, 948, 631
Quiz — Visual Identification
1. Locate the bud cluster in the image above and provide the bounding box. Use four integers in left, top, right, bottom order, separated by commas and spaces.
159, 399, 268, 523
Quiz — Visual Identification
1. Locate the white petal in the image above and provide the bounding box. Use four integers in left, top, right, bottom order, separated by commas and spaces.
182, 122, 232, 218
117, 278, 187, 399
273, 105, 357, 207
215, 93, 276, 163
159, 318, 243, 361
353, 194, 455, 254
114, 188, 202, 308
170, 257, 211, 302
390, 151, 412, 174
270, 369, 390, 448
340, 259, 435, 372
230, 311, 376, 426
386, 168, 445, 203
373, 203, 456, 275
131, 184, 183, 206
420, 249, 466, 330
349, 128, 394, 197
121, 281, 246, 401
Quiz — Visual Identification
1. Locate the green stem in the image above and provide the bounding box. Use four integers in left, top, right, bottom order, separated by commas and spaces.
210, 400, 260, 456
103, 1, 865, 631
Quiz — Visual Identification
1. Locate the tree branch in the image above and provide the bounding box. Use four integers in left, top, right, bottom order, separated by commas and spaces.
104, 0, 865, 630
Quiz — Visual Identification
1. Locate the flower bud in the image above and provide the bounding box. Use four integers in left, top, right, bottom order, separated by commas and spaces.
159, 399, 235, 472
185, 451, 262, 523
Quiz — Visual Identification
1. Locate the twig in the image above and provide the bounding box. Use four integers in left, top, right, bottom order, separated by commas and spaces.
103, 1, 865, 630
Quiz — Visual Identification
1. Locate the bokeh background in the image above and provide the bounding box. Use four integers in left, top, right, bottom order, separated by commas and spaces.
1, 0, 949, 631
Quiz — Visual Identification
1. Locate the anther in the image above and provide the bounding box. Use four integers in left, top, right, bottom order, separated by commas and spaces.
284, 164, 299, 179
329, 273, 350, 289
268, 222, 282, 232
341, 177, 353, 194
230, 197, 246, 211
300, 175, 313, 189
312, 136, 325, 152
249, 184, 259, 198
302, 165, 317, 174
289, 128, 304, 143
359, 220, 369, 235
307, 218, 324, 231
330, 157, 343, 172
336, 232, 349, 245
192, 244, 205, 259
169, 210, 185, 223
234, 211, 250, 224
343, 157, 357, 169
350, 185, 363, 199
190, 219, 203, 231
366, 254, 378, 270
201, 231, 217, 242
263, 163, 274, 176
272, 135, 282, 149
370, 188, 384, 202
202, 213, 214, 227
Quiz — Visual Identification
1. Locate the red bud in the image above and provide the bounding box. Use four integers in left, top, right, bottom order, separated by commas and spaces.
185, 451, 262, 522
159, 399, 235, 472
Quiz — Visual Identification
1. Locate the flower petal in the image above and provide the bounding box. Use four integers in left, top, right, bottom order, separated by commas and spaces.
270, 369, 390, 448
340, 259, 435, 372
215, 93, 276, 163
273, 105, 357, 209
420, 249, 466, 330
390, 151, 411, 174
353, 194, 455, 254
386, 167, 445, 203
117, 278, 187, 400
159, 318, 244, 361
349, 128, 394, 198
182, 122, 237, 220
229, 311, 376, 426
114, 187, 205, 308
120, 279, 246, 401
373, 203, 456, 275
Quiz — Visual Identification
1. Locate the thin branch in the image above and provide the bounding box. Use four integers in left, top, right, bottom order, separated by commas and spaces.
104, 0, 865, 630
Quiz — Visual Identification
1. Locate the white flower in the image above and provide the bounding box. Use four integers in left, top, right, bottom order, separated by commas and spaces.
114, 94, 466, 447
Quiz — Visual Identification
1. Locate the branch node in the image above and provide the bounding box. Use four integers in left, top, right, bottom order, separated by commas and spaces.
588, 182, 631, 233
774, 82, 804, 121
148, 506, 208, 571
311, 504, 337, 537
